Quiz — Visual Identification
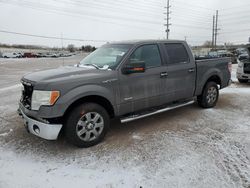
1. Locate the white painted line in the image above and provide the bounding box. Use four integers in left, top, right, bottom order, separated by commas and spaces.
0, 84, 22, 93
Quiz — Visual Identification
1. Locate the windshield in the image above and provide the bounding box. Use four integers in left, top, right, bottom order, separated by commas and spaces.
79, 44, 132, 70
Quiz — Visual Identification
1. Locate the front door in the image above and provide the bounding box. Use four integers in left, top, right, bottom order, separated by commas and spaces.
118, 44, 165, 115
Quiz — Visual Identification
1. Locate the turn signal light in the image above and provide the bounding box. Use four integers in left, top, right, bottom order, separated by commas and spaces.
50, 91, 60, 105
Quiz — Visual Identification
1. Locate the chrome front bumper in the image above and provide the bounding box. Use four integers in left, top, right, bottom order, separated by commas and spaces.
18, 108, 63, 140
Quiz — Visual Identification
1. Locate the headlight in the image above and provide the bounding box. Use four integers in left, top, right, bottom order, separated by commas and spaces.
31, 90, 60, 110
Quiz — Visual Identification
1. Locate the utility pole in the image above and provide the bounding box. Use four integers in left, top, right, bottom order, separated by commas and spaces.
164, 0, 171, 39
212, 15, 215, 49
214, 10, 219, 49
61, 32, 65, 66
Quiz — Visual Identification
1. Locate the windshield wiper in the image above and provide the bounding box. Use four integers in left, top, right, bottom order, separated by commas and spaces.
83, 63, 100, 69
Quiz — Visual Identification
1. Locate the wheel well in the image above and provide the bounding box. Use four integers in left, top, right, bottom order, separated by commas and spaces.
206, 75, 221, 88
64, 95, 115, 119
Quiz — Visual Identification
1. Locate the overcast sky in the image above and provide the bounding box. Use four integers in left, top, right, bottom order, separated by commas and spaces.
0, 0, 249, 47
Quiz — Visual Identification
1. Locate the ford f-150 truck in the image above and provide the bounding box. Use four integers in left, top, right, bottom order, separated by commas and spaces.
237, 45, 250, 83
18, 40, 232, 147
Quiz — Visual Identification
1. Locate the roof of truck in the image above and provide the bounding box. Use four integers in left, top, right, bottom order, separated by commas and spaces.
108, 39, 185, 45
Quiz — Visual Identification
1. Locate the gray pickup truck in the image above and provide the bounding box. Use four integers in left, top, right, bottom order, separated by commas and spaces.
18, 40, 232, 147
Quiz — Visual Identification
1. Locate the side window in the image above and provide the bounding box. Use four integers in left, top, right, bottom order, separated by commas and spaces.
164, 43, 189, 64
129, 44, 162, 68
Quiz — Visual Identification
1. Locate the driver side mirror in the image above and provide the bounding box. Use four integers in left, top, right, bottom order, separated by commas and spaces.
122, 61, 145, 74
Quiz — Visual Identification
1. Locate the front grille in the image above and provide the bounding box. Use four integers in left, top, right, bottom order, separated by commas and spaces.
21, 81, 33, 110
244, 63, 250, 74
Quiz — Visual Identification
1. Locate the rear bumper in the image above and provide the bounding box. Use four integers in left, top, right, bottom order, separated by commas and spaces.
18, 106, 62, 140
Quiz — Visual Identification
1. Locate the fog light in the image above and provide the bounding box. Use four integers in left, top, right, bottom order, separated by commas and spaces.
33, 125, 40, 134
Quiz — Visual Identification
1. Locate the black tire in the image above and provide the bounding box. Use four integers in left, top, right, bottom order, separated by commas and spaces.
197, 81, 219, 108
65, 103, 110, 148
238, 79, 248, 83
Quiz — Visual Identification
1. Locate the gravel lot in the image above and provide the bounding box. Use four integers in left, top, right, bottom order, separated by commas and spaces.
0, 56, 249, 188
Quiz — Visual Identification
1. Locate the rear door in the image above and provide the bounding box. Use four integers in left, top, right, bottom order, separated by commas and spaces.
162, 43, 196, 101
118, 44, 165, 115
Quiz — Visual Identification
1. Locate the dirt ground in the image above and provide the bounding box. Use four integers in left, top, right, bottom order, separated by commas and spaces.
0, 56, 249, 188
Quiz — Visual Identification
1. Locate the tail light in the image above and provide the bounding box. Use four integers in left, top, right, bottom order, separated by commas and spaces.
228, 62, 232, 73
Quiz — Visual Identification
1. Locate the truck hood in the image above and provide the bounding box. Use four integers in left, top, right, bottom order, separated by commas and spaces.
22, 65, 109, 83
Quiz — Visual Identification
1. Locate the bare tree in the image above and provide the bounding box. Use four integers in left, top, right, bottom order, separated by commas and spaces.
67, 44, 75, 52
202, 41, 213, 48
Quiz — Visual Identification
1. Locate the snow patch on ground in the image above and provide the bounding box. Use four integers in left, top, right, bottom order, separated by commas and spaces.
132, 133, 143, 141
0, 129, 13, 137
0, 149, 143, 188
0, 84, 21, 93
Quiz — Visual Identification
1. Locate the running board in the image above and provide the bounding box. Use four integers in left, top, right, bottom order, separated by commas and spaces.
120, 100, 194, 123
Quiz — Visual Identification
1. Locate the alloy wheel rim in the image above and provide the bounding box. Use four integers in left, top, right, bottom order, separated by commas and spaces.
76, 112, 104, 142
206, 86, 217, 104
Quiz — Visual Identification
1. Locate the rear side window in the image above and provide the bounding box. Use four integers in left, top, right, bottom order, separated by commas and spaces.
164, 43, 189, 64
129, 44, 162, 68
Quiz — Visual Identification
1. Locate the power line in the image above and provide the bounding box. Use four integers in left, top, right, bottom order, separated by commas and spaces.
219, 3, 250, 11
172, 5, 214, 15
172, 17, 212, 26
0, 0, 163, 25
220, 28, 250, 34
219, 14, 250, 22
220, 10, 250, 17
59, 0, 164, 17
171, 0, 215, 11
173, 24, 211, 30
219, 18, 250, 25
0, 1, 166, 33
0, 29, 108, 42
1, 0, 247, 46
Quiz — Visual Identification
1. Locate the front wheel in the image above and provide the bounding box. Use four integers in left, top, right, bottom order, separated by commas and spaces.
65, 103, 110, 147
197, 81, 219, 108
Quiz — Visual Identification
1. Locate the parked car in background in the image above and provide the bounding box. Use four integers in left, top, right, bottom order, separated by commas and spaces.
17, 52, 24, 58
208, 51, 219, 58
2, 52, 22, 58
236, 48, 248, 56
36, 53, 46, 58
23, 52, 37, 58
18, 40, 232, 147
43, 53, 56, 58
237, 46, 250, 83
208, 50, 237, 64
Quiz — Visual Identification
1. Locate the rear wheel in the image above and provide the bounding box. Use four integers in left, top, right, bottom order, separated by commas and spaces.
197, 81, 219, 108
238, 79, 248, 83
65, 103, 110, 147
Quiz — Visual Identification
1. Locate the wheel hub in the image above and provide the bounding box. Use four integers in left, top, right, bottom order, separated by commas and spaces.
86, 122, 94, 130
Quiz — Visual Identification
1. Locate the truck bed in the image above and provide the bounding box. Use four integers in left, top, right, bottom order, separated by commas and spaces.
195, 57, 231, 96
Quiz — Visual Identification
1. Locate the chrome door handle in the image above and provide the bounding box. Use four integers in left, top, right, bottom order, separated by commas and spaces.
188, 68, 195, 73
160, 72, 168, 78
